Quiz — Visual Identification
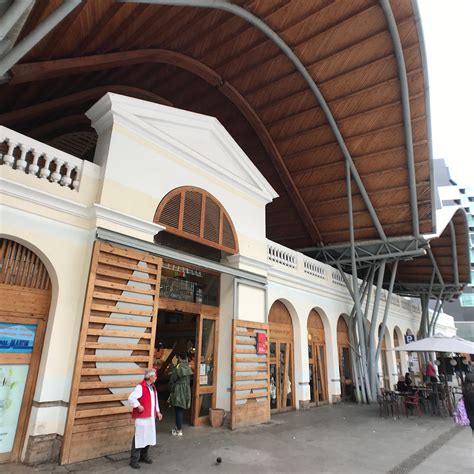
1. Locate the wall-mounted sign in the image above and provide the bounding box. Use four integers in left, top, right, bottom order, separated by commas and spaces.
257, 333, 267, 355
404, 334, 416, 344
0, 323, 36, 353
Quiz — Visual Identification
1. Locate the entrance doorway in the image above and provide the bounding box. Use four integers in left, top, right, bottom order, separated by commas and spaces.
337, 316, 353, 401
307, 310, 328, 405
154, 306, 219, 427
268, 301, 295, 413
0, 239, 51, 463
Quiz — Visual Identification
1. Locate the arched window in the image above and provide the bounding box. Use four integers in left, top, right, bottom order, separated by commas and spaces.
154, 187, 239, 254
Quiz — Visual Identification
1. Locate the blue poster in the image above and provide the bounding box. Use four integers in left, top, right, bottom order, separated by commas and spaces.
0, 324, 36, 353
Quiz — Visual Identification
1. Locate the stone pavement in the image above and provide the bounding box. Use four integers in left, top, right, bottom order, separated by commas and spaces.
2, 403, 472, 474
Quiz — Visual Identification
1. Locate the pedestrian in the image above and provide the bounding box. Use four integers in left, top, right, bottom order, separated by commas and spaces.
462, 373, 474, 433
426, 360, 438, 383
128, 369, 163, 469
169, 352, 193, 437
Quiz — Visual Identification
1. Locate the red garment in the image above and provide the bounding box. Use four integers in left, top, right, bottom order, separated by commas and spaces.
426, 362, 436, 377
132, 380, 157, 419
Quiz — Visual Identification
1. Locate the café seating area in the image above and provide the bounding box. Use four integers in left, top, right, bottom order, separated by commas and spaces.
377, 383, 456, 419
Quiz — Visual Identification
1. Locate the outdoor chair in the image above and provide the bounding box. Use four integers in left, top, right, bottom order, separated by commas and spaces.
404, 390, 422, 417
378, 389, 399, 419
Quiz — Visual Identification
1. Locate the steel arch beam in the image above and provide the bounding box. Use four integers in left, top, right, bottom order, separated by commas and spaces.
379, 0, 419, 238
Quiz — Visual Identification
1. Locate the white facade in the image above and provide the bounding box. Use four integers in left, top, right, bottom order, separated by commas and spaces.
0, 94, 456, 460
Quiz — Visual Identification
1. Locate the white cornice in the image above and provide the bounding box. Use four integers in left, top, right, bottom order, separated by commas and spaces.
93, 204, 165, 236
0, 177, 90, 218
0, 178, 164, 238
225, 254, 271, 273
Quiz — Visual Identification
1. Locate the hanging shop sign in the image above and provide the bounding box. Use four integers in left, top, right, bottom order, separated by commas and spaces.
257, 332, 267, 355
404, 334, 416, 344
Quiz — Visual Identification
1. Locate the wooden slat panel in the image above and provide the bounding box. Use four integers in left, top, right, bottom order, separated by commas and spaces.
94, 279, 155, 295
90, 303, 154, 317
88, 316, 153, 328
87, 329, 152, 339
231, 319, 270, 429
79, 380, 140, 390
84, 342, 151, 351
82, 355, 150, 362
75, 406, 131, 419
92, 291, 155, 306
61, 241, 162, 465
77, 393, 131, 404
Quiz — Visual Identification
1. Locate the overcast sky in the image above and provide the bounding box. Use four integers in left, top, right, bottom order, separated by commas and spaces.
418, 0, 474, 185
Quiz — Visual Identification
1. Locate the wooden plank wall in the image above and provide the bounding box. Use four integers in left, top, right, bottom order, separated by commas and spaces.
231, 320, 270, 429
61, 241, 161, 465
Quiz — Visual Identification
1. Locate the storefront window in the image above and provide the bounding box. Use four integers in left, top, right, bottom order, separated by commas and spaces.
160, 262, 219, 306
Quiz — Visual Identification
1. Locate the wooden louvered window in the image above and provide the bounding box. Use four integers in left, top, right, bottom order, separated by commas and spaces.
154, 187, 239, 254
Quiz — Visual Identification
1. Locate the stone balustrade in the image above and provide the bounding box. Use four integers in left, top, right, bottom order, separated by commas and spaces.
267, 241, 297, 268
0, 126, 86, 190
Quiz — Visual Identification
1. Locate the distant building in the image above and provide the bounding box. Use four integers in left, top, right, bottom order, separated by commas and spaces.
434, 159, 474, 340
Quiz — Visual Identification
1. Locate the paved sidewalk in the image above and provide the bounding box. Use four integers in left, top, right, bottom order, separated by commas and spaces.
3, 404, 472, 473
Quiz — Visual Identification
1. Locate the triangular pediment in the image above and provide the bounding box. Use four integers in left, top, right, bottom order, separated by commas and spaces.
87, 93, 278, 203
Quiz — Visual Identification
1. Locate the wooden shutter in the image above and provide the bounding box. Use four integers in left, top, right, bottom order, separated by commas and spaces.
154, 186, 239, 254
61, 241, 161, 464
231, 320, 270, 429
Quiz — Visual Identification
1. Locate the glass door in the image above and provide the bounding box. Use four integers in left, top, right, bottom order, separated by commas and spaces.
339, 346, 353, 401
269, 340, 294, 412
0, 317, 44, 463
192, 313, 218, 426
308, 342, 328, 405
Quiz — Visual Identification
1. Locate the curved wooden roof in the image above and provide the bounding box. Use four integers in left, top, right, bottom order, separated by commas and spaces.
0, 0, 434, 250
394, 209, 471, 298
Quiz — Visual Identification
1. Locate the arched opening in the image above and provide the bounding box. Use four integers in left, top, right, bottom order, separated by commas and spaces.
268, 301, 295, 413
393, 326, 404, 376
378, 325, 390, 390
307, 309, 328, 405
0, 238, 52, 463
337, 316, 353, 401
154, 186, 239, 257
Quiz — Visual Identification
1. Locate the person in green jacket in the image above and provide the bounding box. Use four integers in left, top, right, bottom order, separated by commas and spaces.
169, 352, 193, 436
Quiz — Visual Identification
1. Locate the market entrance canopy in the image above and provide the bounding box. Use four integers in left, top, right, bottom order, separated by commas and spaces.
0, 0, 435, 262
394, 333, 474, 354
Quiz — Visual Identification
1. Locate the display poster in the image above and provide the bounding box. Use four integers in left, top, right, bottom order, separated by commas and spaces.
0, 324, 36, 353
0, 364, 29, 454
200, 363, 206, 376
257, 332, 267, 355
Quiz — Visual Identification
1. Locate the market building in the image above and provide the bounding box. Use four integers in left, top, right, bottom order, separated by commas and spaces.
0, 0, 471, 467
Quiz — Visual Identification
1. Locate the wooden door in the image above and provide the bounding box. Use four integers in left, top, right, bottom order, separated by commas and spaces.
0, 239, 51, 463
192, 312, 219, 426
337, 317, 353, 401
231, 320, 270, 429
269, 340, 294, 412
308, 342, 328, 405
268, 301, 295, 413
61, 241, 162, 465
307, 310, 328, 405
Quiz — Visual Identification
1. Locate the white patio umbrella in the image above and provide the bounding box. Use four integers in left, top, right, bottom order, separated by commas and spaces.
394, 333, 474, 354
